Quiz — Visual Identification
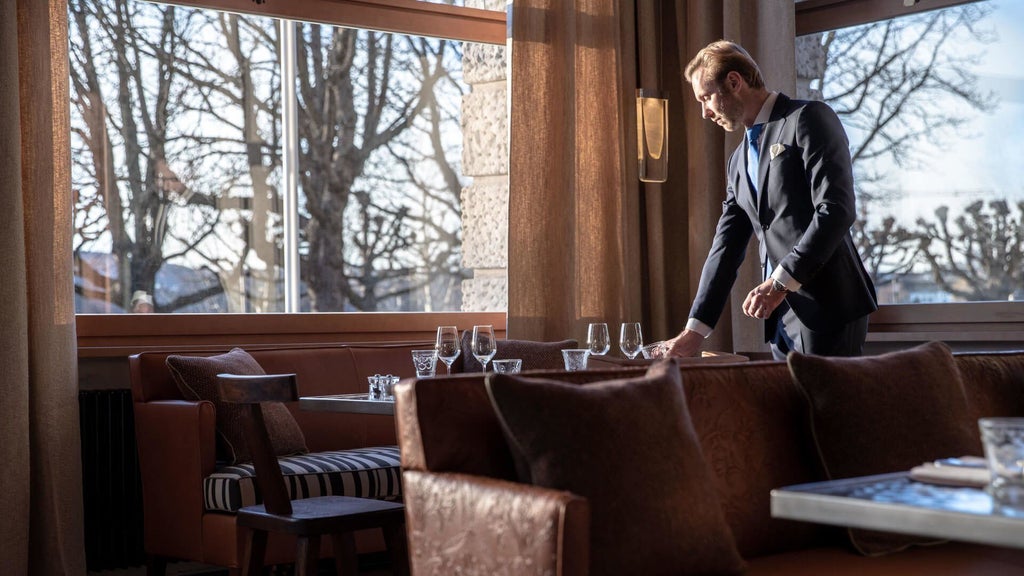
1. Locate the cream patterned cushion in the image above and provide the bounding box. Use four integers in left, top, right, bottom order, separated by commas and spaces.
203, 446, 402, 512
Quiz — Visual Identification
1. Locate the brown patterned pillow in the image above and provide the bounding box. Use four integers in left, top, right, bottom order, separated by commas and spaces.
166, 348, 308, 464
485, 360, 745, 576
787, 341, 978, 555
460, 333, 576, 372
956, 351, 1024, 426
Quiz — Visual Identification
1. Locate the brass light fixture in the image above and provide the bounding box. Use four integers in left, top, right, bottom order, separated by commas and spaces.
636, 0, 667, 183
637, 88, 668, 183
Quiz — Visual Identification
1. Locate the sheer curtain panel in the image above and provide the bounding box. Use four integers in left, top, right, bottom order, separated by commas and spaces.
0, 0, 86, 574
508, 0, 643, 343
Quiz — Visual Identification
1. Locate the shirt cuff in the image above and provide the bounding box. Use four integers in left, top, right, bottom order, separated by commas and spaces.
685, 318, 713, 338
770, 266, 802, 292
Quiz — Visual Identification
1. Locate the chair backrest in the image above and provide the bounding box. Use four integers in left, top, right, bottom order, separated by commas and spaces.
216, 373, 299, 516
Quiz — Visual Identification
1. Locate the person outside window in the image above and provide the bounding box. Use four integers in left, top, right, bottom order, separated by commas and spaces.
130, 290, 155, 314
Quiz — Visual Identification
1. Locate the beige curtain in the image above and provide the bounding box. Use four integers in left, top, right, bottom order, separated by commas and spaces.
508, 0, 643, 343
0, 1, 86, 575
509, 0, 795, 354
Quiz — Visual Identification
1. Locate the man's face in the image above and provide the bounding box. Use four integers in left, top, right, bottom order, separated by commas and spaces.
691, 71, 744, 132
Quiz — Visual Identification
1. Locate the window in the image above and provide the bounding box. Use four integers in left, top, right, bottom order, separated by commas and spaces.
797, 0, 1023, 305
69, 0, 507, 314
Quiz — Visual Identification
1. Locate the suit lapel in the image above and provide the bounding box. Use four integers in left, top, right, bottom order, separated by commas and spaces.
756, 95, 792, 220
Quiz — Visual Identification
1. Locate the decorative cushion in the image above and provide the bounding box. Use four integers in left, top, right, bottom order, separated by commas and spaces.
787, 341, 979, 555
166, 348, 308, 464
460, 333, 576, 372
204, 446, 402, 512
955, 351, 1024, 428
485, 360, 745, 576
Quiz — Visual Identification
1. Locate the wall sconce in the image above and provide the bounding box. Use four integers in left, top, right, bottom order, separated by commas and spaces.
637, 89, 668, 183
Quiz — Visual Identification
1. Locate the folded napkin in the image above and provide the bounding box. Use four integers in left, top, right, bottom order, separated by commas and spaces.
909, 456, 990, 488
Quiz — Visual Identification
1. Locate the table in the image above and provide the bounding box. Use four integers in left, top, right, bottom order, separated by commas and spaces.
299, 393, 395, 415
771, 472, 1024, 550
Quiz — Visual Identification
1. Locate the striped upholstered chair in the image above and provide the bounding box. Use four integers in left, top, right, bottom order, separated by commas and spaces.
129, 344, 418, 575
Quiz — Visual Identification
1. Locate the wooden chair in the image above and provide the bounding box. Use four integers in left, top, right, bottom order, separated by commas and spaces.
216, 373, 408, 576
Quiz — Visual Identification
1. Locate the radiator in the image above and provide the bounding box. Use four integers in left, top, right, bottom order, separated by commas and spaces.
79, 389, 145, 570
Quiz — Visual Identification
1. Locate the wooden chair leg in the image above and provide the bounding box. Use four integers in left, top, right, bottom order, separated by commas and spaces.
383, 522, 410, 576
296, 535, 322, 576
240, 529, 269, 576
330, 532, 359, 576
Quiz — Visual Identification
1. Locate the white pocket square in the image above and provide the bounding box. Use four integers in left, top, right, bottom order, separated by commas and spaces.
770, 143, 786, 160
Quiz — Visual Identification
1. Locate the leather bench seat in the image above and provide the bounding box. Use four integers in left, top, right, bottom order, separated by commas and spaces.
395, 349, 1024, 576
202, 446, 402, 512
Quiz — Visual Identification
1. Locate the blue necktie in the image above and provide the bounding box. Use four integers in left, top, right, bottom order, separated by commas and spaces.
746, 123, 764, 193
747, 123, 770, 280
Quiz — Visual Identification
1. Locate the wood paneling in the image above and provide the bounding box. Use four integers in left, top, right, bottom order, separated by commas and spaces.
161, 0, 507, 44
77, 312, 507, 357
796, 0, 982, 36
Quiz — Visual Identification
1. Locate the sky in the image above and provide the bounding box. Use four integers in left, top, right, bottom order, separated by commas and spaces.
873, 0, 1024, 223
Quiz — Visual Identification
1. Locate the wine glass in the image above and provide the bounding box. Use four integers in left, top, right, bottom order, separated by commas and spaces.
471, 325, 497, 372
587, 322, 611, 356
435, 325, 461, 375
619, 322, 643, 359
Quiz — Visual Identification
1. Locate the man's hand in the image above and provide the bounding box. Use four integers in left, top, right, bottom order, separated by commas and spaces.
661, 330, 704, 358
743, 278, 787, 320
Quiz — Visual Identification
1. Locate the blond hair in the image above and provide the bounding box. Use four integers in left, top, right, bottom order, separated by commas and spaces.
684, 40, 765, 90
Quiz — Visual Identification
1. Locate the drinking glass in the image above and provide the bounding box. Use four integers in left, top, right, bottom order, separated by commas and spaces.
586, 322, 611, 356
435, 325, 461, 375
619, 322, 644, 359
641, 341, 666, 359
471, 325, 497, 372
561, 349, 591, 371
492, 359, 522, 373
980, 417, 1024, 516
411, 349, 438, 378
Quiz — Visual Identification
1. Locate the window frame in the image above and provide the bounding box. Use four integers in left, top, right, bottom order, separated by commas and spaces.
157, 0, 506, 43
795, 0, 981, 36
76, 0, 508, 355
80, 0, 1022, 353
77, 311, 508, 357
796, 0, 1024, 351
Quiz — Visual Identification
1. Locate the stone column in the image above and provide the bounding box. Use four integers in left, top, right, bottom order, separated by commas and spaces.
460, 0, 509, 311
796, 34, 826, 101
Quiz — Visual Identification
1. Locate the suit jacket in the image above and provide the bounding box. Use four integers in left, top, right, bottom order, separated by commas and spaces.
690, 93, 877, 336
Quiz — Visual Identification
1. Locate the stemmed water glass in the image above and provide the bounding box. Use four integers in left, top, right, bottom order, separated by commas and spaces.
435, 325, 461, 375
587, 322, 611, 356
471, 325, 497, 372
619, 322, 644, 359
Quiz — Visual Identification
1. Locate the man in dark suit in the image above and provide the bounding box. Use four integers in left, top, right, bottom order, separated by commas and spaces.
664, 40, 877, 360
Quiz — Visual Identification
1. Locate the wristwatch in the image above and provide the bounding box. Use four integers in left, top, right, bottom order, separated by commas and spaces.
771, 279, 790, 294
